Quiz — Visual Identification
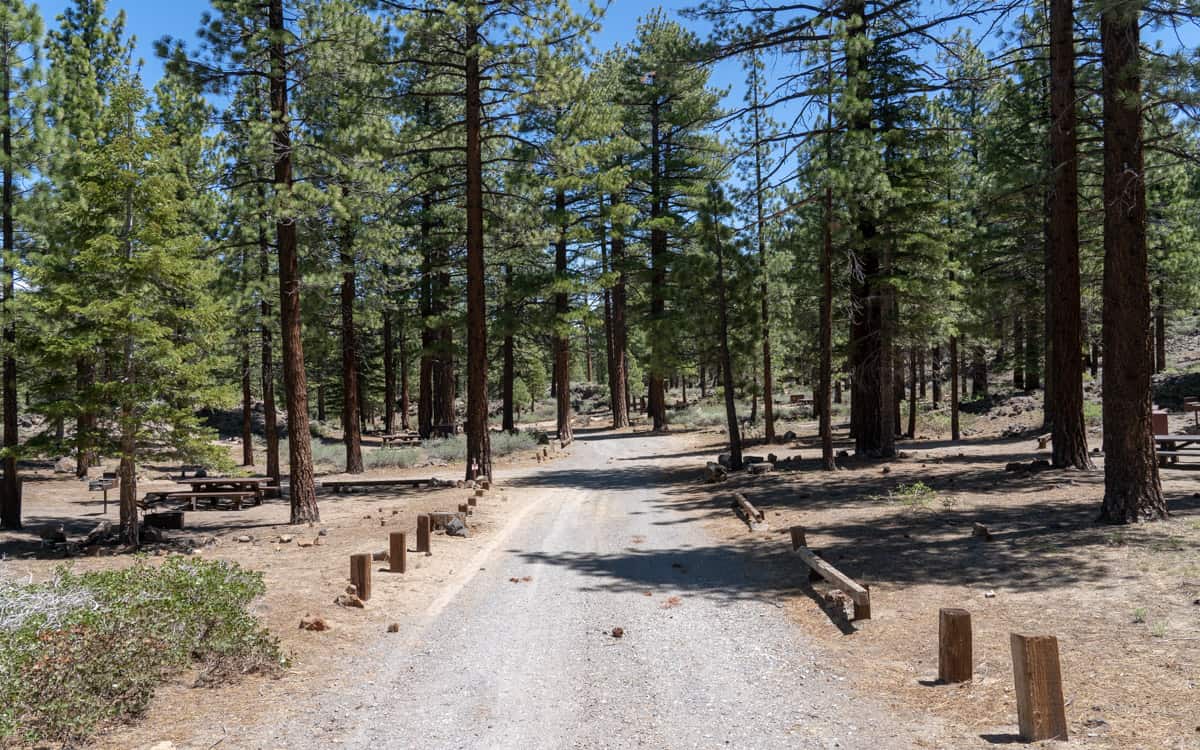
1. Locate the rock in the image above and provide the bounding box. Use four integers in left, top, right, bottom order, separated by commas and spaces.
82, 520, 112, 546
142, 527, 164, 543
783, 430, 797, 442
335, 593, 365, 608
705, 462, 728, 483
313, 537, 325, 546
372, 549, 389, 561
387, 622, 400, 633
278, 535, 294, 544
972, 522, 994, 541
318, 528, 328, 536
881, 466, 891, 474
39, 524, 67, 544
747, 462, 774, 475
536, 432, 551, 445
465, 479, 477, 489
984, 590, 996, 599
445, 517, 469, 538
345, 584, 358, 596
610, 626, 624, 638
455, 480, 465, 489
236, 535, 252, 543
297, 539, 314, 548
717, 453, 732, 469
53, 457, 74, 474
299, 616, 328, 632
836, 450, 850, 460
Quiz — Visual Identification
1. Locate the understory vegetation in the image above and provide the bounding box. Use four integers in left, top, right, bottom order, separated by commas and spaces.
0, 558, 283, 746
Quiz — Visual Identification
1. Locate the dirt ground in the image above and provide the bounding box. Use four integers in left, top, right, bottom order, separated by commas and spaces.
0, 436, 574, 750
674, 409, 1200, 750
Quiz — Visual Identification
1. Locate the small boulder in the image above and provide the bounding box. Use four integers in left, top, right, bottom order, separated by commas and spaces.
372, 549, 389, 561
335, 593, 365, 608
236, 535, 252, 543
82, 520, 113, 546
445, 517, 469, 538
39, 524, 67, 544
53, 457, 74, 474
278, 534, 294, 544
783, 430, 797, 442
972, 522, 994, 541
705, 462, 728, 483
717, 453, 732, 469
299, 616, 329, 632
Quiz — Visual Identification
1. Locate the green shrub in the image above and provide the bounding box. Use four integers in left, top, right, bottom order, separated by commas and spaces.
492, 431, 537, 456
365, 447, 422, 469
0, 558, 283, 746
1083, 400, 1102, 427
880, 481, 939, 509
423, 435, 467, 462
668, 405, 725, 428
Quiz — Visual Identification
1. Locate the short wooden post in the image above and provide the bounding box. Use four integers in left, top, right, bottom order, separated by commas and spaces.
389, 532, 407, 574
475, 488, 484, 497
480, 480, 490, 490
852, 584, 871, 621
789, 526, 807, 550
1010, 633, 1068, 742
350, 553, 372, 600
416, 514, 431, 553
458, 503, 470, 516
938, 608, 972, 683
468, 495, 477, 507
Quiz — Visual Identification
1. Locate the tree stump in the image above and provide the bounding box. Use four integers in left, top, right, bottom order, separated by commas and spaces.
1010, 633, 1068, 741
350, 553, 372, 601
389, 532, 407, 574
938, 608, 972, 683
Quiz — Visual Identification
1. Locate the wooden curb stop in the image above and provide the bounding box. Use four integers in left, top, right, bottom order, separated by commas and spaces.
732, 492, 765, 530
789, 526, 870, 620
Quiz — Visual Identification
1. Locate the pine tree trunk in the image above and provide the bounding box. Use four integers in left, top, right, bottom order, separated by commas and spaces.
750, 62, 775, 443
1048, 0, 1093, 469
118, 436, 138, 548
1099, 2, 1164, 522
907, 346, 917, 438
75, 359, 94, 478
554, 189, 573, 446
819, 184, 835, 469
1024, 304, 1042, 390
648, 97, 667, 432
600, 203, 620, 427
384, 310, 396, 435
399, 306, 410, 431
950, 335, 960, 441
259, 216, 280, 482
463, 18, 491, 480
340, 242, 363, 473
1013, 312, 1026, 390
714, 209, 742, 471
270, 0, 317, 522
1154, 283, 1166, 372
609, 202, 629, 428
502, 264, 516, 433
418, 198, 434, 439
918, 346, 926, 400
931, 344, 942, 406
1, 75, 19, 527
971, 345, 988, 399
241, 341, 254, 466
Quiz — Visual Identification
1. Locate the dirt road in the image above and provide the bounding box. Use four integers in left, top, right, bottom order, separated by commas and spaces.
245, 429, 918, 749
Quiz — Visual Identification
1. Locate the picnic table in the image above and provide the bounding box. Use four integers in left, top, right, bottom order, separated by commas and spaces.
167, 477, 273, 510
1185, 397, 1200, 426
381, 433, 422, 446
1154, 434, 1200, 466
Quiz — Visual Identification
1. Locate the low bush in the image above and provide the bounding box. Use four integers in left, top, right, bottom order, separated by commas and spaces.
0, 558, 283, 746
365, 447, 422, 469
492, 430, 537, 456
423, 435, 467, 462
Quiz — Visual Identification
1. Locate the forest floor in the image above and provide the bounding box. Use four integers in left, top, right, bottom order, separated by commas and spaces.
3, 400, 1199, 748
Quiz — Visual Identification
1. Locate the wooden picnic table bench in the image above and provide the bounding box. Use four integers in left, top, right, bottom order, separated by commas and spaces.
322, 477, 436, 494
1154, 434, 1200, 466
173, 477, 272, 508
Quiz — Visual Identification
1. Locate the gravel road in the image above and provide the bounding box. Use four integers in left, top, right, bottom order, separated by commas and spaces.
250, 429, 919, 749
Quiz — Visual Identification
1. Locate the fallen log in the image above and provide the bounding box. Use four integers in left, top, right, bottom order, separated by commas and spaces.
732, 492, 765, 530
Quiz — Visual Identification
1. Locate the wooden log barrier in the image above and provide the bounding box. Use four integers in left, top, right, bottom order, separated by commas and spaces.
733, 492, 765, 526
938, 608, 972, 683
1010, 633, 1068, 742
790, 525, 871, 620
350, 553, 372, 600
416, 514, 431, 554
389, 532, 407, 574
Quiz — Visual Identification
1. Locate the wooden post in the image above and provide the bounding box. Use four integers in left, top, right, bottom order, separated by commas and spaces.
789, 526, 807, 550
416, 514, 431, 553
480, 479, 490, 490
475, 488, 484, 497
350, 553, 372, 600
389, 532, 407, 574
459, 503, 470, 516
1010, 633, 1068, 742
938, 608, 972, 683
468, 494, 477, 507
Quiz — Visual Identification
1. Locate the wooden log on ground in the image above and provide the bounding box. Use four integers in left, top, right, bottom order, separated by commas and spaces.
1010, 633, 1068, 742
417, 514, 431, 553
938, 608, 972, 683
734, 493, 765, 523
350, 553, 372, 601
389, 532, 407, 573
790, 530, 871, 620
